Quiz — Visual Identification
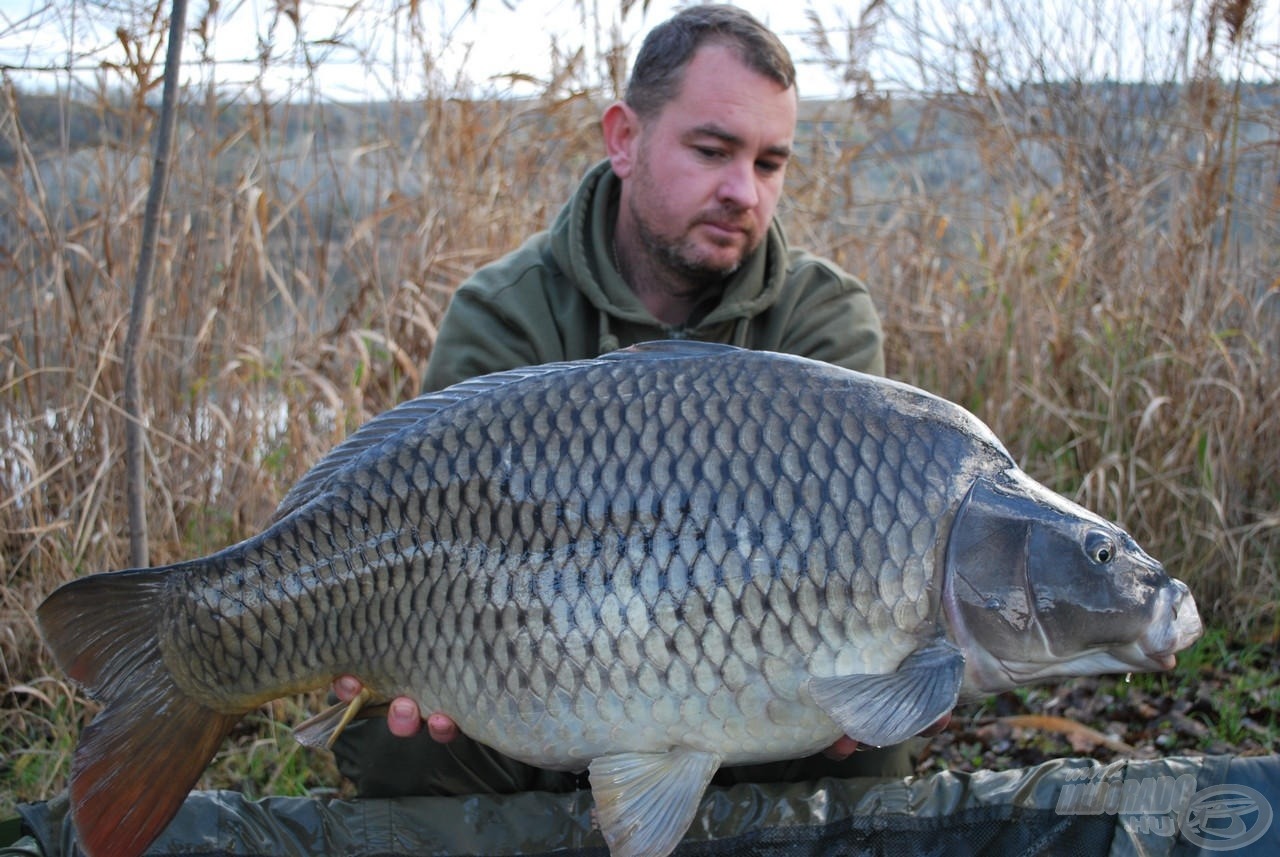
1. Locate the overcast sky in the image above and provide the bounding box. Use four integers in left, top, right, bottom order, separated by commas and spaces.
0, 0, 1276, 100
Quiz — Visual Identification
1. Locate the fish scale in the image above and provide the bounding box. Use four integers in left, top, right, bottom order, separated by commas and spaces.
335, 352, 941, 764
39, 341, 1202, 857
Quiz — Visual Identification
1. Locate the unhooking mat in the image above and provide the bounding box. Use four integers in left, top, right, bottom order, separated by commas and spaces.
6, 754, 1277, 856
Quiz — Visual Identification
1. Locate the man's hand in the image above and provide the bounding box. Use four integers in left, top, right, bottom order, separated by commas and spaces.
333, 676, 952, 753
821, 712, 951, 760
332, 675, 458, 742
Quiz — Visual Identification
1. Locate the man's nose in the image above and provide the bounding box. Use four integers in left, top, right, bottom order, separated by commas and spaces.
716, 158, 759, 209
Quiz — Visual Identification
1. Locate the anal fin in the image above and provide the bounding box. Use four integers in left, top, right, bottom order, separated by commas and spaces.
588, 748, 721, 857
807, 638, 965, 748
294, 687, 384, 749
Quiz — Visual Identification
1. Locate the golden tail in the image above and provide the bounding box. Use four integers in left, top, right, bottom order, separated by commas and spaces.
38, 567, 243, 857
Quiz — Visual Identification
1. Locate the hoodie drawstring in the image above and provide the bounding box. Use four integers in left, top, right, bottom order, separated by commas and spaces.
597, 308, 621, 355
596, 308, 751, 355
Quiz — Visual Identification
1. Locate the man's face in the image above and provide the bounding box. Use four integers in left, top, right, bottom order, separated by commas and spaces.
617, 44, 798, 284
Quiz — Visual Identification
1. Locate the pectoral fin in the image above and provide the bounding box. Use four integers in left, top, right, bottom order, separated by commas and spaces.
808, 638, 965, 748
588, 748, 721, 857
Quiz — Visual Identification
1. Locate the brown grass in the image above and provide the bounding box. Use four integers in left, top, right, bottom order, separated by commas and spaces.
2, 0, 1277, 816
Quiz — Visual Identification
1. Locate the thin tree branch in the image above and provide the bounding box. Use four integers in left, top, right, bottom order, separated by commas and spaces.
122, 0, 188, 567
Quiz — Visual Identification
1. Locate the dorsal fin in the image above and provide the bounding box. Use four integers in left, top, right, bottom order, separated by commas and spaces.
272, 393, 449, 522
273, 341, 744, 521
273, 364, 562, 520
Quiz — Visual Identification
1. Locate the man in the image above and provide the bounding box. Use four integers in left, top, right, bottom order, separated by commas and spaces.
332, 4, 942, 798
417, 3, 883, 391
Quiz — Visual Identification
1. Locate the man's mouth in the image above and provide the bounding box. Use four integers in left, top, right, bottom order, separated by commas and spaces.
698, 220, 749, 244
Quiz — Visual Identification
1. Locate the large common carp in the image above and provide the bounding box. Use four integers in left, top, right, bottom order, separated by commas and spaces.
39, 341, 1202, 857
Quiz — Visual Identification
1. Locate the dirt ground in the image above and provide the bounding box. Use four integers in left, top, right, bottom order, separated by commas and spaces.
915, 662, 1277, 777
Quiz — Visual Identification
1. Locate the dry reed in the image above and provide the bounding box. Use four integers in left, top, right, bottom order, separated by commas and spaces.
1, 0, 1276, 815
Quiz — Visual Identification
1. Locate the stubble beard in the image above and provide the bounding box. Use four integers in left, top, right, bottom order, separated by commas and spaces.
628, 194, 752, 298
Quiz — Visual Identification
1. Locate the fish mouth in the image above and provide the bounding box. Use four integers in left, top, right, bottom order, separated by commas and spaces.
968, 642, 1176, 694
955, 589, 1202, 692
1134, 579, 1204, 669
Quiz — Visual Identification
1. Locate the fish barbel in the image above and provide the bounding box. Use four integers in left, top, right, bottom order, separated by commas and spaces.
39, 341, 1202, 857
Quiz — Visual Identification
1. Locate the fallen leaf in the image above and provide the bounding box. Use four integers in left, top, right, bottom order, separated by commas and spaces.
998, 714, 1135, 754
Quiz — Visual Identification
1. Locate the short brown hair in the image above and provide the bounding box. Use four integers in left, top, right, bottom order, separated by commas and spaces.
625, 4, 796, 119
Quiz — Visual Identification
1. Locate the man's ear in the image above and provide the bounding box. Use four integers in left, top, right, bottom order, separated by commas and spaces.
601, 101, 641, 179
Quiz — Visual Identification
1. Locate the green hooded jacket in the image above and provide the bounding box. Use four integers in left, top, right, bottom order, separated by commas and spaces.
422, 159, 884, 392
332, 160, 905, 798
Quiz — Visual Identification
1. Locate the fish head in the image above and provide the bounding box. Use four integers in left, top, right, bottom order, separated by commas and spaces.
942, 470, 1203, 695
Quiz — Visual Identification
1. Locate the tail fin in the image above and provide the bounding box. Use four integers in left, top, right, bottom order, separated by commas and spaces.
38, 568, 242, 857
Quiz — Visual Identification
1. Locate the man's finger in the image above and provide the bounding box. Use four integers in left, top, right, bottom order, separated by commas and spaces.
387, 698, 424, 738
426, 712, 460, 744
822, 735, 859, 760
333, 674, 362, 703
920, 713, 952, 737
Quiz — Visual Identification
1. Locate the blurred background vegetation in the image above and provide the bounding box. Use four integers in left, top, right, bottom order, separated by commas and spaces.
1, 0, 1277, 815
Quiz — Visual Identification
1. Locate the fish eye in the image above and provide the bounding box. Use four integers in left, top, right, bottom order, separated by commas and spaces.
1085, 531, 1116, 565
